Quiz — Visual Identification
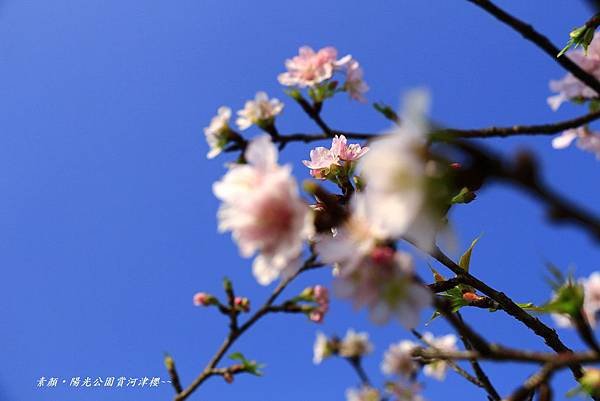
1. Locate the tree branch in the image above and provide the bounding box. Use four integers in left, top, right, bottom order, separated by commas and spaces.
467, 0, 600, 95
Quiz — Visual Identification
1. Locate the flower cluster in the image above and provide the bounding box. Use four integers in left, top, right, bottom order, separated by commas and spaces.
552, 271, 600, 328
213, 135, 313, 285
313, 329, 373, 365
299, 285, 330, 323
302, 134, 369, 179
204, 92, 283, 158
278, 46, 368, 102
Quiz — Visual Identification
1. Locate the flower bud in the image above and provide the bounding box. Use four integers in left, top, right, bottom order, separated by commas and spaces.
234, 296, 250, 313
193, 292, 217, 307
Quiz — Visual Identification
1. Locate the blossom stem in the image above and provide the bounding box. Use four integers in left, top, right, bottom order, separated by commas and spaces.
345, 356, 372, 386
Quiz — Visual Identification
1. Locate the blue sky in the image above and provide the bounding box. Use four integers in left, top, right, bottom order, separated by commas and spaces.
2, 1, 600, 400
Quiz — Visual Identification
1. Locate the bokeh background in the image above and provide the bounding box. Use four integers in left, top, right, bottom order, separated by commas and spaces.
2, 1, 600, 400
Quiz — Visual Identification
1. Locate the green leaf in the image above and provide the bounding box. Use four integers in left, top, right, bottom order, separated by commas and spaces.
459, 235, 482, 272
373, 102, 400, 124
451, 187, 477, 204
229, 352, 264, 376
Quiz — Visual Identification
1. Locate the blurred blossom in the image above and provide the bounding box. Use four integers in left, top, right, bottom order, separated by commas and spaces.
420, 332, 458, 381
359, 90, 439, 249
339, 329, 374, 358
547, 32, 600, 111
552, 272, 600, 328
552, 127, 600, 159
213, 135, 313, 285
278, 46, 339, 88
236, 91, 284, 130
313, 332, 334, 364
316, 195, 432, 327
346, 386, 381, 401
381, 340, 419, 377
386, 382, 426, 401
204, 106, 232, 159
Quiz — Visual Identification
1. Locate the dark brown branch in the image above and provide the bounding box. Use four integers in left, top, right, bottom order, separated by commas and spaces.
422, 244, 585, 380
457, 312, 501, 401
467, 0, 600, 95
438, 109, 600, 139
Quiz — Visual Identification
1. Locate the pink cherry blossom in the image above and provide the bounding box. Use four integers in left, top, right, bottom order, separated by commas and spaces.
548, 32, 600, 110
278, 46, 339, 88
302, 146, 339, 179
213, 135, 313, 285
332, 249, 432, 328
336, 56, 369, 102
331, 135, 369, 161
236, 91, 284, 130
552, 127, 600, 159
303, 135, 369, 179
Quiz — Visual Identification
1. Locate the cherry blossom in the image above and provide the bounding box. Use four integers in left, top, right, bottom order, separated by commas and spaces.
381, 340, 419, 377
359, 90, 435, 246
278, 46, 339, 88
547, 32, 600, 110
552, 127, 600, 159
236, 92, 284, 130
420, 332, 458, 381
204, 106, 232, 159
316, 195, 432, 327
346, 386, 381, 401
339, 329, 374, 358
303, 135, 369, 179
313, 332, 334, 364
303, 146, 340, 179
336, 56, 369, 102
213, 135, 313, 285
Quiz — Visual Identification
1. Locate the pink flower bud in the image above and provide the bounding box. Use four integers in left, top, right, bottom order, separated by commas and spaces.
193, 292, 213, 306
309, 309, 325, 323
234, 296, 250, 312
